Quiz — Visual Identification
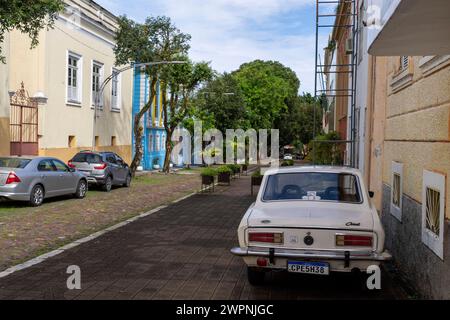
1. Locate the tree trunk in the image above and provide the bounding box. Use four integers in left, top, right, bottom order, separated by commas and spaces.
163, 129, 173, 173
130, 116, 144, 177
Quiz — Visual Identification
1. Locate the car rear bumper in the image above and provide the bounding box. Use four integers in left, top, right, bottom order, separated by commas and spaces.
231, 247, 392, 261
84, 175, 107, 185
0, 190, 30, 201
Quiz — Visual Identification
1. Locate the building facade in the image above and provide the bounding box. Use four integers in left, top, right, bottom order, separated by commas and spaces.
0, 33, 10, 156
132, 68, 167, 170
379, 56, 450, 299
4, 0, 133, 163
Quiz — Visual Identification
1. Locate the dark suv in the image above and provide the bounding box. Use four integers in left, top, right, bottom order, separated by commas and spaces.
68, 151, 131, 192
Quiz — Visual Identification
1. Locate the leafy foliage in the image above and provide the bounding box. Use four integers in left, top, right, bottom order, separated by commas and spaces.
0, 0, 64, 63
306, 131, 344, 165
232, 60, 300, 130
200, 167, 217, 177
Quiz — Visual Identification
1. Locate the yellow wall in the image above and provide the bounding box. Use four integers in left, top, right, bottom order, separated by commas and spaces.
39, 144, 132, 164
383, 56, 450, 218
367, 56, 388, 211
0, 33, 10, 156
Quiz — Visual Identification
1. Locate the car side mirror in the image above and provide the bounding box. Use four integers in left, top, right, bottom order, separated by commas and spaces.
69, 167, 76, 173
369, 191, 375, 198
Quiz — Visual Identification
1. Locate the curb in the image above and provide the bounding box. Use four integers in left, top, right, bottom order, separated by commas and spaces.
0, 190, 200, 279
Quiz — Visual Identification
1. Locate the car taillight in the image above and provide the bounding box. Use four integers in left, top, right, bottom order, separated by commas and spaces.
5, 172, 21, 184
68, 160, 75, 168
336, 235, 373, 247
249, 232, 284, 244
94, 163, 107, 170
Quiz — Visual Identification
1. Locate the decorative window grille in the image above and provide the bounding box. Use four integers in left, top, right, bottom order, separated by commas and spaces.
390, 162, 403, 221
400, 56, 409, 70
422, 170, 445, 260
425, 187, 441, 235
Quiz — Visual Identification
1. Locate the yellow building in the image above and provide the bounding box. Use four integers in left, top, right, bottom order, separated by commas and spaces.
4, 0, 133, 163
0, 33, 10, 156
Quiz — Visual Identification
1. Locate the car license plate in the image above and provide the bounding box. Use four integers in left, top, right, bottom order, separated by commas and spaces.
287, 261, 330, 275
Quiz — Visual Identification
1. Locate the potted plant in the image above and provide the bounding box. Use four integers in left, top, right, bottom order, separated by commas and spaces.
153, 158, 160, 170
201, 167, 217, 192
251, 170, 263, 196
217, 165, 232, 185
228, 164, 241, 178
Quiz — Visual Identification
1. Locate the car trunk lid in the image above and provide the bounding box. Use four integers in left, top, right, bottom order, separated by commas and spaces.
246, 202, 375, 251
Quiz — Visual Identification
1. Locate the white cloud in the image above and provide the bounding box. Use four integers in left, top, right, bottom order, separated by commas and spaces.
97, 0, 328, 94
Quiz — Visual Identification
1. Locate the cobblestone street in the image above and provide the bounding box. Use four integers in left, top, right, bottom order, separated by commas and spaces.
0, 175, 409, 300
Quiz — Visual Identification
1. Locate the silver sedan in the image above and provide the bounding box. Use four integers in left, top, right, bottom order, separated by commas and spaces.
0, 156, 88, 207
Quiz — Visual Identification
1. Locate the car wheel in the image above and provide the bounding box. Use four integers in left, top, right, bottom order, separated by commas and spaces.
123, 174, 132, 188
29, 185, 44, 207
74, 180, 88, 199
247, 267, 265, 286
102, 176, 113, 192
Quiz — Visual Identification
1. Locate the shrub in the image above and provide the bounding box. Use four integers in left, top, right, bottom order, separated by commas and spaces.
201, 168, 217, 177
306, 131, 344, 165
217, 165, 232, 174
281, 160, 294, 167
251, 170, 262, 178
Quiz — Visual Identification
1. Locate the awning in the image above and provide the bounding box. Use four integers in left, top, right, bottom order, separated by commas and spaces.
368, 0, 450, 56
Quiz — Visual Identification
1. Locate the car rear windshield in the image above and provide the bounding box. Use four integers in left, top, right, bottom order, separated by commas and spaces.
72, 153, 102, 164
0, 157, 31, 169
262, 172, 362, 203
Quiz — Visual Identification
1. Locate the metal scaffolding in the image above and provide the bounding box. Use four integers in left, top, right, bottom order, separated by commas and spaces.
313, 0, 359, 167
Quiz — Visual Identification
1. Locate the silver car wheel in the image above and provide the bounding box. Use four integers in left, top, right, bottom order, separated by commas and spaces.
33, 187, 44, 205
79, 181, 87, 197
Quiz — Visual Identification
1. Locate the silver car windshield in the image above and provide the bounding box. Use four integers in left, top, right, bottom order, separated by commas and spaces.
0, 157, 31, 169
262, 172, 362, 203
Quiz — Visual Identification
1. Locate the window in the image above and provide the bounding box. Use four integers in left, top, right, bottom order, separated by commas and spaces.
72, 153, 102, 164
92, 61, 104, 107
67, 52, 82, 103
149, 135, 153, 152
0, 157, 31, 169
52, 160, 69, 172
37, 160, 55, 172
422, 170, 445, 259
106, 154, 116, 164
111, 136, 117, 146
390, 161, 403, 221
111, 68, 121, 111
68, 135, 76, 148
400, 56, 409, 71
155, 134, 160, 152
262, 172, 362, 203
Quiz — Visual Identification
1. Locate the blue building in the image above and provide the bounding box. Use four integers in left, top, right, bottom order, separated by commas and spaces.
132, 67, 167, 170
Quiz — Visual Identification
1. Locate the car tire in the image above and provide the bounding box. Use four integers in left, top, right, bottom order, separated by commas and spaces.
123, 174, 131, 188
102, 175, 113, 192
247, 267, 265, 286
29, 185, 45, 207
74, 180, 88, 199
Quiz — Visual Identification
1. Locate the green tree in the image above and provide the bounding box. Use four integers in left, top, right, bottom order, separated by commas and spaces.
232, 60, 300, 130
276, 94, 323, 149
194, 73, 248, 133
159, 56, 214, 173
0, 0, 64, 63
114, 16, 191, 175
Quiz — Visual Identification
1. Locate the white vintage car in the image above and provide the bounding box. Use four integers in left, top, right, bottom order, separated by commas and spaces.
231, 166, 392, 285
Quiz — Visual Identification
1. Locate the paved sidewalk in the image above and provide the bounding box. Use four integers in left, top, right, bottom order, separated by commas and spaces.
0, 175, 409, 300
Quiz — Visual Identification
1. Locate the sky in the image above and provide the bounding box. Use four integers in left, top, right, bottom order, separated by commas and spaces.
96, 0, 332, 94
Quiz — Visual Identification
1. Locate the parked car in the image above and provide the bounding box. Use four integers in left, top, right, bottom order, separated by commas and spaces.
283, 154, 293, 161
231, 166, 391, 285
0, 156, 88, 207
68, 151, 131, 192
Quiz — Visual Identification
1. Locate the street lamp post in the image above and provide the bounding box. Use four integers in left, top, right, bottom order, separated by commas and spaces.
92, 60, 186, 150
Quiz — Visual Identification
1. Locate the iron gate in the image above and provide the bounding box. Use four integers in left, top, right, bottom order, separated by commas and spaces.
9, 82, 39, 156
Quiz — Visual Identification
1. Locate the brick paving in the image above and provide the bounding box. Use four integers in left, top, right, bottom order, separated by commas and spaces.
0, 175, 409, 300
